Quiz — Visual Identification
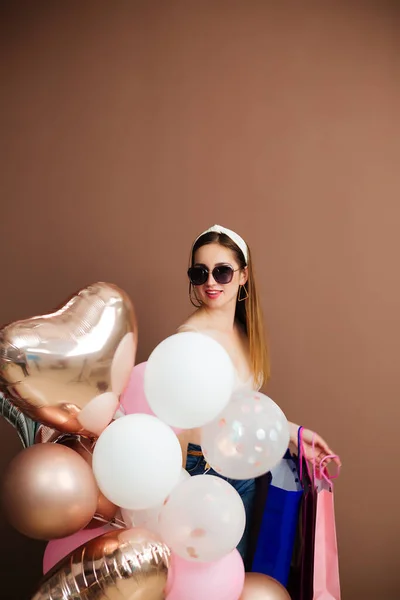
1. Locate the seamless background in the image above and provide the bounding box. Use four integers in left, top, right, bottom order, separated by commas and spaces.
1, 2, 399, 598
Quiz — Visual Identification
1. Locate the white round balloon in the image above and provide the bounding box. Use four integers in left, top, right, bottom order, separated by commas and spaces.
144, 332, 236, 429
92, 414, 182, 510
201, 390, 290, 480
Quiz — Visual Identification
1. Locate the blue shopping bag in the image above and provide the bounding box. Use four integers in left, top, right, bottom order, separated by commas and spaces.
251, 449, 303, 586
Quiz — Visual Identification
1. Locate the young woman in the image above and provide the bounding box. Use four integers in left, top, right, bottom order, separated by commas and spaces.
177, 224, 340, 560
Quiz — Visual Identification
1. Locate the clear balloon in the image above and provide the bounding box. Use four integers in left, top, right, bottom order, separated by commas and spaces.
1, 443, 98, 540
122, 504, 162, 535
166, 549, 245, 600
159, 474, 246, 562
0, 282, 137, 436
92, 414, 183, 510
32, 528, 170, 600
201, 390, 290, 480
122, 468, 190, 534
144, 332, 236, 429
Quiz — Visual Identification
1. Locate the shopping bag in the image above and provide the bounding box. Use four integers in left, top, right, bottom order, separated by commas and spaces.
287, 427, 317, 600
251, 449, 303, 586
313, 452, 341, 600
245, 471, 272, 571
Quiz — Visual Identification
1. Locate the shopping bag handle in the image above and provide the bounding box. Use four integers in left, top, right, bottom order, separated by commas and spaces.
312, 435, 341, 483
319, 454, 341, 484
298, 426, 313, 482
298, 427, 341, 486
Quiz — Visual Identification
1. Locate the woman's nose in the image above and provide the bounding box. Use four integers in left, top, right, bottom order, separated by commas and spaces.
206, 270, 217, 284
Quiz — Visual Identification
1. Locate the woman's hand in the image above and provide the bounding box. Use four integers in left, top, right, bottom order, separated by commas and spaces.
289, 422, 341, 468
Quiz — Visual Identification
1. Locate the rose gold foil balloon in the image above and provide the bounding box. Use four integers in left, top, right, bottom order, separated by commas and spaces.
31, 527, 171, 600
33, 428, 118, 527
1, 443, 98, 540
61, 434, 118, 526
0, 282, 137, 436
34, 423, 63, 444
239, 573, 291, 600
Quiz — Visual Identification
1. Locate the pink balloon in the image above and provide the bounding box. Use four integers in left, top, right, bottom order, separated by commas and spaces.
121, 362, 182, 434
166, 549, 245, 600
43, 524, 114, 574
120, 362, 150, 416
78, 391, 119, 436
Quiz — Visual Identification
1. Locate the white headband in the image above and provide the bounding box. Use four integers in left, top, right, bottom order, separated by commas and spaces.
194, 224, 248, 264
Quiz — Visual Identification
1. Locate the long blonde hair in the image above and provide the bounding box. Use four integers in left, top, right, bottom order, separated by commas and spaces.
190, 232, 270, 387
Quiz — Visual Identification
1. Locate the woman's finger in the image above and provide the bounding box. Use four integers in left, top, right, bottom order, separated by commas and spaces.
333, 455, 342, 468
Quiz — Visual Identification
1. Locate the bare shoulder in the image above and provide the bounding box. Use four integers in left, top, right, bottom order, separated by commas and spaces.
176, 313, 203, 334
177, 316, 220, 342
176, 323, 197, 333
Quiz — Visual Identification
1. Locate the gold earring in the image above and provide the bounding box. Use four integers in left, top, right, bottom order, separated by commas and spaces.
238, 285, 249, 302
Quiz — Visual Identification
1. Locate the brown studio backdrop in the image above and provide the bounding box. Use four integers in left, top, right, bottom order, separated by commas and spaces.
1, 1, 400, 599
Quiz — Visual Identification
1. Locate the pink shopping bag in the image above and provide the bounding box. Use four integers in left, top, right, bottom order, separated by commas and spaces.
312, 447, 341, 600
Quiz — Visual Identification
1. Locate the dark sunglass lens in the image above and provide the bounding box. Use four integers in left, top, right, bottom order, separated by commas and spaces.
213, 265, 234, 284
188, 267, 208, 286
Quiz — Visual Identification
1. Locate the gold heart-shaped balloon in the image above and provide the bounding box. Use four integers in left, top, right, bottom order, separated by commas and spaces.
31, 528, 170, 600
0, 282, 137, 436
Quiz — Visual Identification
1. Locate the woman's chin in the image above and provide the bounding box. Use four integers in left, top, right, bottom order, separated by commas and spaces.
201, 297, 231, 311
